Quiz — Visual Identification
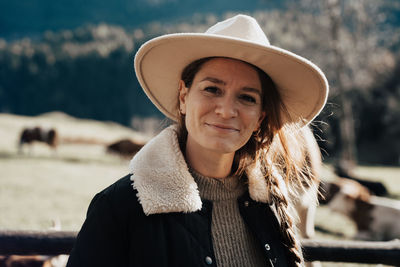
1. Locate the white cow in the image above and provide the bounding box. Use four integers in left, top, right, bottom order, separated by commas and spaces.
326, 178, 400, 241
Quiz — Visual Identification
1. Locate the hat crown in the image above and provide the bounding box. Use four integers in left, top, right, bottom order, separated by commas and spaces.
205, 14, 270, 46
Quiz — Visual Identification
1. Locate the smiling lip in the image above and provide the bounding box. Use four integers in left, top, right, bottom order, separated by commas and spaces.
205, 123, 239, 132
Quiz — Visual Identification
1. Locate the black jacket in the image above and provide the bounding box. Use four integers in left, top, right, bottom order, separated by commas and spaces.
67, 126, 296, 267
67, 175, 291, 267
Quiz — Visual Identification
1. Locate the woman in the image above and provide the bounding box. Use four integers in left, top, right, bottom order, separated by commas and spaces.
67, 14, 328, 267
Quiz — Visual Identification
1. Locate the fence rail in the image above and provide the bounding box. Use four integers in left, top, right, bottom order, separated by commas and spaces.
0, 231, 75, 255
301, 238, 400, 265
1, 230, 400, 265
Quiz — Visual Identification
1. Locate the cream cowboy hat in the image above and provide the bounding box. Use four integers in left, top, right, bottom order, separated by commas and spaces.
134, 14, 328, 126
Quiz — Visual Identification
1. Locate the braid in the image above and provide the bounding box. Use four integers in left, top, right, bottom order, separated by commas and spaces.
261, 123, 323, 266
267, 171, 304, 266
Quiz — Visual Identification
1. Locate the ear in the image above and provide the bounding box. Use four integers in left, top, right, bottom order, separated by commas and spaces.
178, 80, 188, 115
255, 111, 266, 131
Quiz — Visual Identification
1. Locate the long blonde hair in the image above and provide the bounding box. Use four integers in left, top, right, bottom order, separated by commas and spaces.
177, 57, 318, 266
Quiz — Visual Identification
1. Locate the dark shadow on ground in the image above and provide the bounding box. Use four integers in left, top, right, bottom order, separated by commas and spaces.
315, 225, 345, 238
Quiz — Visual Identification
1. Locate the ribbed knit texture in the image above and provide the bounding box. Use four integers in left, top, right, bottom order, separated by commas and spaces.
190, 169, 268, 267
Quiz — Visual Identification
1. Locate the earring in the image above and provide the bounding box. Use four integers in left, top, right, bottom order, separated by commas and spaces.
253, 128, 261, 137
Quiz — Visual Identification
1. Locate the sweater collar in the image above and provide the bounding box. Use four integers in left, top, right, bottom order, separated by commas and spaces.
129, 125, 284, 215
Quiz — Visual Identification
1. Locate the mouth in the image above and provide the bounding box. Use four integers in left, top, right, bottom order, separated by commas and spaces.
205, 123, 239, 132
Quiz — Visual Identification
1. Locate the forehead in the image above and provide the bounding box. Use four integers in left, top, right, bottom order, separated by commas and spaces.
194, 58, 261, 88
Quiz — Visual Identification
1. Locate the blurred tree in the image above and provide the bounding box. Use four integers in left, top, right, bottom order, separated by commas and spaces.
326, 0, 357, 174
260, 0, 399, 168
0, 24, 162, 125
360, 52, 400, 164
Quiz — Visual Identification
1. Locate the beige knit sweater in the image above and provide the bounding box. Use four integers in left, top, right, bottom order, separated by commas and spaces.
191, 169, 267, 267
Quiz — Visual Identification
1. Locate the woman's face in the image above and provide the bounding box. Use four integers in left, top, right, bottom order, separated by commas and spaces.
179, 58, 265, 156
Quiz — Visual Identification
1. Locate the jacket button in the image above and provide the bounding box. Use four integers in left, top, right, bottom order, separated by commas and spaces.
205, 256, 213, 265
244, 201, 250, 207
265, 243, 271, 251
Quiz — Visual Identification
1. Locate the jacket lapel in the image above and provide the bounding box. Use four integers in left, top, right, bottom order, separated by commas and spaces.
129, 125, 284, 215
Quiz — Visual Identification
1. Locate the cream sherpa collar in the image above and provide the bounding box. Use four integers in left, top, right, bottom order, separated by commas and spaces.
129, 125, 286, 215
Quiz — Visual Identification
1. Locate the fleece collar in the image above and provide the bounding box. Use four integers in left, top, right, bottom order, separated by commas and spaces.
129, 125, 286, 215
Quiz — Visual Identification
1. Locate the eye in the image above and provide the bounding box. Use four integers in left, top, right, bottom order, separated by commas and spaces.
239, 94, 257, 104
203, 86, 220, 95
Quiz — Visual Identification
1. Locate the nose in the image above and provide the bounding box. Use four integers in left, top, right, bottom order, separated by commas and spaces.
215, 95, 238, 118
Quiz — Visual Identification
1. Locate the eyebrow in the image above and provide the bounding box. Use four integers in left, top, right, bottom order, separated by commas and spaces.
200, 76, 262, 96
242, 87, 262, 96
201, 77, 226, 85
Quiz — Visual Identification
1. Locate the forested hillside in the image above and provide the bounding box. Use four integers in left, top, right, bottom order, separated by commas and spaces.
0, 0, 282, 39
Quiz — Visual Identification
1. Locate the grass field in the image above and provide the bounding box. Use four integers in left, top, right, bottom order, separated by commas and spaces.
0, 112, 147, 231
0, 112, 399, 266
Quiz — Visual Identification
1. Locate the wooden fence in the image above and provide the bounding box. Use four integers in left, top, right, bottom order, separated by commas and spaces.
0, 230, 399, 265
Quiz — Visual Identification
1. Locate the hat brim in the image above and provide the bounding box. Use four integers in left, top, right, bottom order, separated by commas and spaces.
134, 33, 328, 126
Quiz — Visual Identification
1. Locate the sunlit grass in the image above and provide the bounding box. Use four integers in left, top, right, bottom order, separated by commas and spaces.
0, 112, 143, 231
0, 149, 128, 231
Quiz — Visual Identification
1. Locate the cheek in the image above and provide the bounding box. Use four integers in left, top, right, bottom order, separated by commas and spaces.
184, 99, 205, 128
186, 95, 213, 118
242, 110, 263, 130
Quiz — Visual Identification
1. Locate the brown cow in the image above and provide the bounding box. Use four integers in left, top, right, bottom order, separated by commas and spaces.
18, 127, 58, 153
106, 139, 144, 158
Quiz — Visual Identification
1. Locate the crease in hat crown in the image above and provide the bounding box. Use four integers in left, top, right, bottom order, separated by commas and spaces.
205, 14, 270, 46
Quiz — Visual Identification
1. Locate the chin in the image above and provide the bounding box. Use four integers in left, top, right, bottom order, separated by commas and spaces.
204, 140, 242, 154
